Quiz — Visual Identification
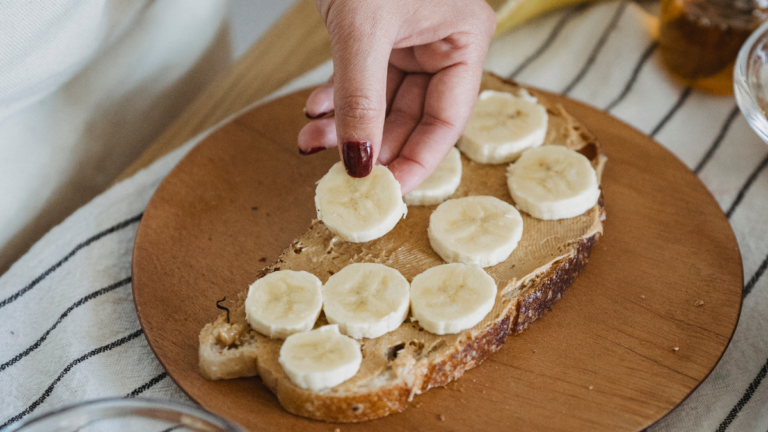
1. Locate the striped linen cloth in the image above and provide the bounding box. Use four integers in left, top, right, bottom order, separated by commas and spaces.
1, 1, 767, 430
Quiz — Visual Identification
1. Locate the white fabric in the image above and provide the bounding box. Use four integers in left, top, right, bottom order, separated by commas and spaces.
0, 0, 149, 120
1, 1, 768, 431
0, 0, 230, 276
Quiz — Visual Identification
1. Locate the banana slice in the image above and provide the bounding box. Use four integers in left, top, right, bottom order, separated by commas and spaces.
410, 263, 497, 335
322, 263, 410, 339
404, 147, 462, 206
507, 145, 600, 220
457, 89, 548, 164
245, 270, 323, 339
315, 162, 407, 243
279, 324, 362, 391
428, 196, 524, 268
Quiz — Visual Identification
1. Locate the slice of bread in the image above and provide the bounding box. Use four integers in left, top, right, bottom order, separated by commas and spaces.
198, 72, 606, 423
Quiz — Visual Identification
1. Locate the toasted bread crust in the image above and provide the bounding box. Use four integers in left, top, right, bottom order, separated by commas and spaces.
514, 230, 600, 334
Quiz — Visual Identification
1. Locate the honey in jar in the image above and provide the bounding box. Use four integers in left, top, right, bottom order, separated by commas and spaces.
659, 0, 768, 94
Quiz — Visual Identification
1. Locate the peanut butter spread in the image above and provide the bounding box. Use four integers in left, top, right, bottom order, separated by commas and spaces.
198, 73, 605, 422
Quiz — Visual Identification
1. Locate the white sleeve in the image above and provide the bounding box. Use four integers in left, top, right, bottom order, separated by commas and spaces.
0, 0, 150, 120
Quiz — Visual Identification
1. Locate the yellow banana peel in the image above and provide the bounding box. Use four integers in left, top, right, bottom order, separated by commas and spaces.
490, 0, 605, 36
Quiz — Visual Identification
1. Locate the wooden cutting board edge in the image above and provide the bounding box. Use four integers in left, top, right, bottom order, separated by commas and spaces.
556, 94, 744, 430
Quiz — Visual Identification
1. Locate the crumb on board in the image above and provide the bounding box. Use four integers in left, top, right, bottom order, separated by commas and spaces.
589, 385, 594, 390
641, 295, 645, 299
438, 414, 446, 421
695, 300, 704, 307
259, 257, 266, 262
334, 429, 340, 432
674, 347, 679, 352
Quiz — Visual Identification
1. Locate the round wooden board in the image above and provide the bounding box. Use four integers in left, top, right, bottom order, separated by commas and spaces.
132, 88, 743, 432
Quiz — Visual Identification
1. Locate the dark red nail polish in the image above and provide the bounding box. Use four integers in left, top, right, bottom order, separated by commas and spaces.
305, 110, 331, 119
342, 141, 372, 178
299, 146, 326, 155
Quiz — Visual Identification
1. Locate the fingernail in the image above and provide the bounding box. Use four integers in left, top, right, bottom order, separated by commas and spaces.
299, 146, 326, 155
305, 110, 332, 120
342, 141, 373, 178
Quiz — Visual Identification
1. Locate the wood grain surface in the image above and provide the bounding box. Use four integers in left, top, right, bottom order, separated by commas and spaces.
132, 88, 742, 432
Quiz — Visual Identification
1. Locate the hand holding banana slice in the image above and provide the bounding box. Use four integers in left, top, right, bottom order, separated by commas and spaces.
322, 263, 410, 339
279, 325, 362, 391
507, 145, 600, 220
315, 162, 407, 243
245, 270, 323, 339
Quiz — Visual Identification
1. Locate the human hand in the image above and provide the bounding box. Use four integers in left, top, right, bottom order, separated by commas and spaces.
298, 0, 496, 194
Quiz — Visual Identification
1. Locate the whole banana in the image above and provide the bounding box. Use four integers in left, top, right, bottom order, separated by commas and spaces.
489, 0, 604, 36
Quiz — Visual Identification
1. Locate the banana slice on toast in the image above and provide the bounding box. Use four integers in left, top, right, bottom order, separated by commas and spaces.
458, 89, 548, 164
404, 147, 462, 206
428, 196, 524, 268
279, 325, 362, 391
322, 263, 410, 339
410, 263, 497, 335
507, 145, 600, 220
245, 270, 323, 339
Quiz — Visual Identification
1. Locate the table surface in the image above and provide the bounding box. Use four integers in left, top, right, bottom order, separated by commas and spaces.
132, 85, 743, 432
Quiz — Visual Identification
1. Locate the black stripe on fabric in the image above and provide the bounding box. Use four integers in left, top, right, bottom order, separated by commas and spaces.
694, 106, 740, 174
0, 277, 132, 373
726, 153, 768, 218
158, 426, 182, 432
650, 87, 692, 137
715, 357, 768, 432
126, 372, 168, 398
508, 3, 591, 79
604, 41, 658, 111
744, 252, 768, 297
0, 213, 143, 311
561, 0, 628, 95
0, 329, 143, 429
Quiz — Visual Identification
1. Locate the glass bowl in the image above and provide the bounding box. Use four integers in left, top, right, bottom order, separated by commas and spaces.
735, 19, 768, 144
0, 398, 247, 432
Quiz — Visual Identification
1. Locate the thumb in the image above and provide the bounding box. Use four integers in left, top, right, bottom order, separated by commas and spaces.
325, 5, 393, 178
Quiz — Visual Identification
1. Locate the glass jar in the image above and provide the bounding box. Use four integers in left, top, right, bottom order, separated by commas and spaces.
3, 398, 247, 432
659, 0, 768, 94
